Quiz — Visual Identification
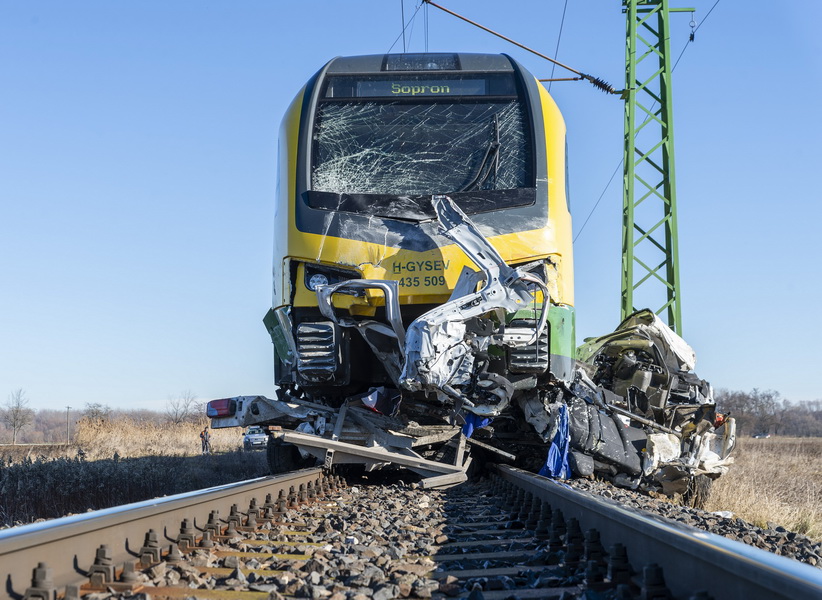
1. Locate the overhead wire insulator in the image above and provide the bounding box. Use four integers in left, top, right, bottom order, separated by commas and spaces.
582, 74, 616, 94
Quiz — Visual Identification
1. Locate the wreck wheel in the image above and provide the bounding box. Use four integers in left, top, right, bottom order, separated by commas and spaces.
683, 474, 713, 509
266, 436, 315, 474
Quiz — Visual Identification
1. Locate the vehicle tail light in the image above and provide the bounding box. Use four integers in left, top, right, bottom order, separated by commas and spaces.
207, 398, 237, 418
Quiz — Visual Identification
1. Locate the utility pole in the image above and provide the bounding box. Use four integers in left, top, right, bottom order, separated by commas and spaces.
66, 405, 71, 444
621, 0, 691, 334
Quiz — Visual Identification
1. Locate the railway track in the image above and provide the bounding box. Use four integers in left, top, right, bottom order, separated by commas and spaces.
1, 468, 323, 599
2, 466, 821, 600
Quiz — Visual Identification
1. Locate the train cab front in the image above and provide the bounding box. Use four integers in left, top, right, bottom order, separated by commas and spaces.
267, 52, 575, 413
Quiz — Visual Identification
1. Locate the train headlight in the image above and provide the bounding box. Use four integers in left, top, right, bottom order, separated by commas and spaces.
308, 273, 329, 291
303, 263, 359, 292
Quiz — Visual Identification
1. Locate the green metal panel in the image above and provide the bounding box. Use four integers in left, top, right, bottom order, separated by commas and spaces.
508, 303, 577, 382
508, 304, 576, 360
621, 0, 684, 333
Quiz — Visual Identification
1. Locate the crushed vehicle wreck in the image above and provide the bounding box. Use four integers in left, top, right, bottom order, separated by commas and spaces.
560, 310, 735, 503
207, 52, 734, 500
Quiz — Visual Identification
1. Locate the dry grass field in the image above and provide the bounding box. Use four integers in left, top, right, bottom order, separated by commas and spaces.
72, 418, 248, 459
0, 419, 267, 526
706, 436, 822, 539
0, 419, 246, 462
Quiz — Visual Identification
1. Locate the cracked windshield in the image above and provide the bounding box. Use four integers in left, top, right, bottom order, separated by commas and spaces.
312, 75, 531, 201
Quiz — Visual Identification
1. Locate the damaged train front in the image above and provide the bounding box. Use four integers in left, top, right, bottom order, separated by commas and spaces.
206, 52, 578, 487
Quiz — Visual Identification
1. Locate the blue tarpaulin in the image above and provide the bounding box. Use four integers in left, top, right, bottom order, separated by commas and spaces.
462, 413, 492, 439
539, 403, 570, 479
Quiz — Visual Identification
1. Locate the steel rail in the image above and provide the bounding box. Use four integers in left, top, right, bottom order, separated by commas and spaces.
495, 465, 822, 600
0, 467, 323, 600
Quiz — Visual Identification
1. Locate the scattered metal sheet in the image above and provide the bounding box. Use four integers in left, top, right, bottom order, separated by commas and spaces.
401, 195, 549, 421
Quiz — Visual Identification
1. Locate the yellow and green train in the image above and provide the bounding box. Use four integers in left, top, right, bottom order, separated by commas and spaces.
264, 52, 575, 407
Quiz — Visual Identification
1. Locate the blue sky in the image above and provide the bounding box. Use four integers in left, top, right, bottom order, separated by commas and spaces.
1, 1, 820, 412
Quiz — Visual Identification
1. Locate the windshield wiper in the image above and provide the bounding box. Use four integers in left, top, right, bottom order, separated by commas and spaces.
458, 113, 501, 192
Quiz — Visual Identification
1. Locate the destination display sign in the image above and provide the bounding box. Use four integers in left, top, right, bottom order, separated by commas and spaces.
356, 79, 488, 97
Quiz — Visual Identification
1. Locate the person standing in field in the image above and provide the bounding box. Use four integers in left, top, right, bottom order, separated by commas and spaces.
200, 426, 211, 455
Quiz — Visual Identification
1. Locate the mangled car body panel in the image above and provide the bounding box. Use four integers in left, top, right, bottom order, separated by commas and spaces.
567, 310, 735, 493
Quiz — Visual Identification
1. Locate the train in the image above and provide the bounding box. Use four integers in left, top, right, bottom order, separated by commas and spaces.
207, 52, 735, 500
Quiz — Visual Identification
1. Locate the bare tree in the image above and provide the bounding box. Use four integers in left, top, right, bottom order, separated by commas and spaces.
192, 400, 209, 426
3, 389, 34, 444
166, 390, 198, 425
716, 388, 781, 435
717, 389, 822, 437
83, 402, 111, 421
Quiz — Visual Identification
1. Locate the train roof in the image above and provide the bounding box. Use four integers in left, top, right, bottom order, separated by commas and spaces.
325, 53, 517, 75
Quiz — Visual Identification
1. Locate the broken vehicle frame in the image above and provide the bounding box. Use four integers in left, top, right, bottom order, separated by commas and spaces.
210, 194, 551, 487
209, 195, 735, 496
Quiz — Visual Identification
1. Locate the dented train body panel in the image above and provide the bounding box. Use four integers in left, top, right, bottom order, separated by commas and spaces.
209, 53, 733, 495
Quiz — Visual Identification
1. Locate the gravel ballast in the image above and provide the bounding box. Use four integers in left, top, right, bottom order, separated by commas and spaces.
565, 477, 822, 569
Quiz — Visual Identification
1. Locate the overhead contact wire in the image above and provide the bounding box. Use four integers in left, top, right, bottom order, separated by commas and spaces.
548, 0, 570, 92
401, 0, 407, 52
573, 160, 623, 243
424, 1, 429, 52
694, 0, 721, 36
406, 2, 420, 50
387, 1, 424, 53
422, 0, 615, 94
